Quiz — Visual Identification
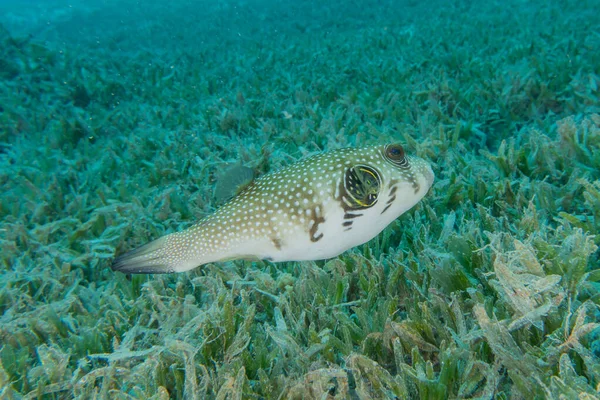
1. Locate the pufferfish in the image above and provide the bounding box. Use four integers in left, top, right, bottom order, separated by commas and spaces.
111, 143, 434, 274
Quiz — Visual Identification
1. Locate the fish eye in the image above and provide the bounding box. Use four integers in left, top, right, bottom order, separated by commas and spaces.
385, 144, 405, 161
384, 144, 409, 169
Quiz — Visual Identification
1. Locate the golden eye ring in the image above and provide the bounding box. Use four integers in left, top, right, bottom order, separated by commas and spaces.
343, 164, 381, 209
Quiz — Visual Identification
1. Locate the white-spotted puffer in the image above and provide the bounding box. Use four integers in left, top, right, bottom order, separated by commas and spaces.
111, 143, 434, 274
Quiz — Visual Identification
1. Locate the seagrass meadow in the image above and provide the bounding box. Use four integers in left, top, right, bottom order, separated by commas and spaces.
1, 0, 599, 398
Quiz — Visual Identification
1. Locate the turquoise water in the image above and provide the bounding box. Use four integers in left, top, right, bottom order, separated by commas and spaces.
1, 0, 599, 398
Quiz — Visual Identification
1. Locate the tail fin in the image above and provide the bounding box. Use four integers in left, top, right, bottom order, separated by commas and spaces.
111, 236, 175, 274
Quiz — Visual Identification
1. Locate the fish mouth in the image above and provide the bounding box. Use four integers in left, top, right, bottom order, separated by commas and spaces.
423, 164, 435, 189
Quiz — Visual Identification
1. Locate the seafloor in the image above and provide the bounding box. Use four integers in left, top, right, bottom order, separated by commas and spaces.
1, 0, 599, 398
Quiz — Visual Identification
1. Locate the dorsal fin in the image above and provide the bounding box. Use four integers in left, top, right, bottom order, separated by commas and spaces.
214, 163, 255, 204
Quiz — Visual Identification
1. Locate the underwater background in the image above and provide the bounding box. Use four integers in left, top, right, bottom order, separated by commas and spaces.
1, 0, 599, 398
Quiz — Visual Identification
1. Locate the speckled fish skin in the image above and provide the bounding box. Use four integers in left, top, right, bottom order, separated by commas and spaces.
111, 143, 434, 274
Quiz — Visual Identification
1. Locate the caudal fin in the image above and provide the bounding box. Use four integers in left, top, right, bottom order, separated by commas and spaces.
111, 236, 175, 274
